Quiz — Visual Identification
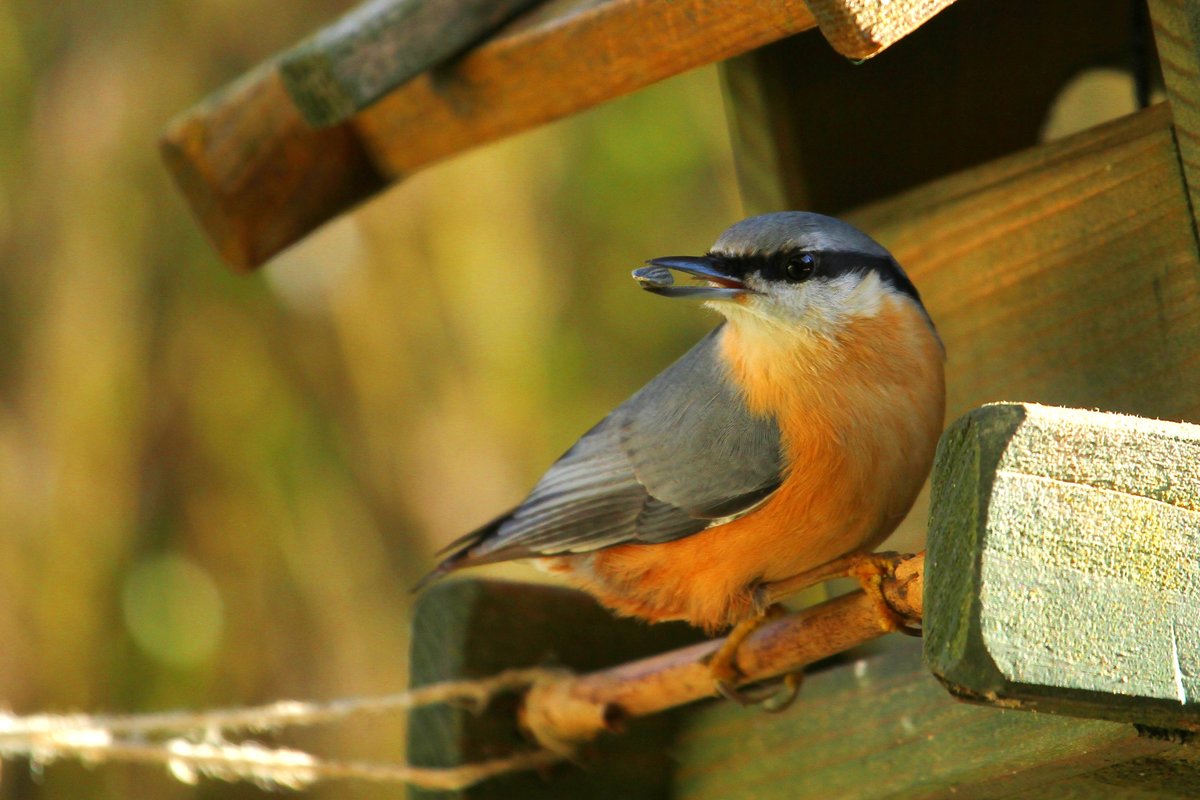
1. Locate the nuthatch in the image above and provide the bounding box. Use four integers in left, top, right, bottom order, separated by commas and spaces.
424, 212, 945, 647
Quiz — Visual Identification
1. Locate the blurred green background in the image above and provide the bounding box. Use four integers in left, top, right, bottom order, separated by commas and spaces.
0, 1, 740, 797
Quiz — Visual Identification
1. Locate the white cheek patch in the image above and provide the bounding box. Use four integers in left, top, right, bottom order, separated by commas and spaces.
778, 271, 889, 331
826, 271, 887, 318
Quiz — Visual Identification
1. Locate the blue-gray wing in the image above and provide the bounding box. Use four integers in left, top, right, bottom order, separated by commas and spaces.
439, 325, 784, 569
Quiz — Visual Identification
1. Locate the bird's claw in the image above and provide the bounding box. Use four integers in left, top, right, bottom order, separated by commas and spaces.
705, 604, 803, 712
715, 672, 803, 712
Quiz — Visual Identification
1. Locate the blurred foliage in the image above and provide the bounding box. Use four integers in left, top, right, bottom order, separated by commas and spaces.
0, 0, 741, 797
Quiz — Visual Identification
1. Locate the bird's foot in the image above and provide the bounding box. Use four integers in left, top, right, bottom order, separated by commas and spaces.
757, 551, 922, 635
716, 671, 804, 713
705, 604, 802, 709
846, 552, 923, 636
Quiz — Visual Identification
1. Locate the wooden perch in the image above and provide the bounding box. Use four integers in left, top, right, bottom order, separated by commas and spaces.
520, 554, 923, 749
925, 403, 1200, 730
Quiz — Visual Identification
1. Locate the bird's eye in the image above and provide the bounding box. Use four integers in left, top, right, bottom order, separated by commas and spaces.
785, 253, 817, 282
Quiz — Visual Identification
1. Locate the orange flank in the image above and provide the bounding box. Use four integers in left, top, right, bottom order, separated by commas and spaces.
547, 296, 945, 632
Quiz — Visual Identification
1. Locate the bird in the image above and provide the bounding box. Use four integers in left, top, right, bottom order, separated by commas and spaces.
421, 212, 944, 695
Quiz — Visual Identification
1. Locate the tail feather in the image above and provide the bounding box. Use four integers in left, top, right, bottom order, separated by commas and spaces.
412, 509, 516, 592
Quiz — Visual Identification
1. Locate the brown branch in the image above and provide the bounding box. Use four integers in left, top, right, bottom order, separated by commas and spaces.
521, 552, 924, 750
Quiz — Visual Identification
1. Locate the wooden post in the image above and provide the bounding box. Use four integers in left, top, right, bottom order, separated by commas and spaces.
407, 579, 700, 800
925, 403, 1200, 729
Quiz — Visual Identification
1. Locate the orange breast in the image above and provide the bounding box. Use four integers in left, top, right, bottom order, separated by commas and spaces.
549, 298, 945, 632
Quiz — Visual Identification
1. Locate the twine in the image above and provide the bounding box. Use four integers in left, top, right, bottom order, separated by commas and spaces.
0, 667, 570, 791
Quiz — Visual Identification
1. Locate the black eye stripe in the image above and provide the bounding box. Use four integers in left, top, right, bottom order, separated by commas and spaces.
705, 249, 923, 306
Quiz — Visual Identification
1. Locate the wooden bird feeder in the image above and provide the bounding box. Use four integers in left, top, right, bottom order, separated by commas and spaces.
161, 0, 1200, 796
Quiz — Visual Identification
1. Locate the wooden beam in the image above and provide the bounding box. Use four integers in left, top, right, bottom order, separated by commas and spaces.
353, 0, 815, 178
672, 637, 1199, 800
279, 0, 540, 127
1148, 0, 1200, 241
160, 0, 817, 270
159, 65, 388, 271
722, 0, 1149, 217
925, 403, 1200, 730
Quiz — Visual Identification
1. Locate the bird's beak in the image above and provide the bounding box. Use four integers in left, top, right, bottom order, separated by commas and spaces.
632, 256, 749, 300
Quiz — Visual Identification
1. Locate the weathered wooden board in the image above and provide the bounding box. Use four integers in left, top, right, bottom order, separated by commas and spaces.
925, 403, 1200, 730
806, 0, 957, 59
352, 0, 814, 177
830, 102, 1200, 554
408, 579, 701, 800
160, 0, 818, 270
1148, 0, 1200, 241
160, 65, 388, 270
851, 103, 1200, 427
279, 0, 540, 127
723, 0, 1150, 217
672, 637, 1199, 800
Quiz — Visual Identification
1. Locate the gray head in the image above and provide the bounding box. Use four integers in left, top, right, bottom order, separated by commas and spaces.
711, 212, 891, 260
633, 212, 929, 334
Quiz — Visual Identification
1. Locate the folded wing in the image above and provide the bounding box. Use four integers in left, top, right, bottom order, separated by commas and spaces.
433, 325, 785, 573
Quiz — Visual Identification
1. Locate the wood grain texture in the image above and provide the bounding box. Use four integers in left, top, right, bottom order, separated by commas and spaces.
407, 579, 700, 800
1148, 0, 1200, 241
925, 403, 1200, 730
831, 101, 1200, 558
160, 0, 817, 270
806, 0, 958, 59
672, 637, 1199, 800
851, 103, 1200, 427
722, 0, 1147, 217
159, 65, 388, 271
279, 0, 540, 127
355, 0, 816, 178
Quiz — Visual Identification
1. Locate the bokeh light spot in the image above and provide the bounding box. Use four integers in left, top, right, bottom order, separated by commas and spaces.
121, 554, 223, 667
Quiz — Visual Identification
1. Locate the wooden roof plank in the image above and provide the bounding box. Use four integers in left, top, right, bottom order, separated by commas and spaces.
279, 0, 541, 127
806, 0, 958, 59
160, 0, 817, 270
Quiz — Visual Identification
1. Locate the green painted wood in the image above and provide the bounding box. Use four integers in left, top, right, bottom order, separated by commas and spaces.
925, 403, 1200, 729
672, 637, 1198, 800
279, 0, 539, 127
407, 578, 701, 800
